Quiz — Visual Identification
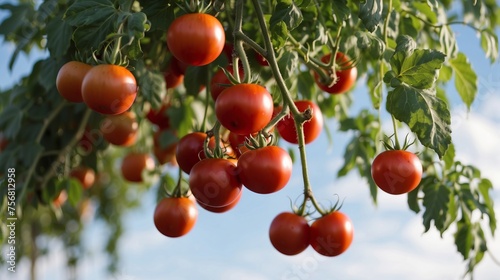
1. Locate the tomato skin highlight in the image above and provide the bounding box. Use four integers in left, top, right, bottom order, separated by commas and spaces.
154, 197, 198, 238
167, 13, 225, 66
237, 146, 292, 194
277, 100, 324, 144
120, 152, 155, 183
269, 212, 310, 255
100, 111, 138, 146
189, 158, 242, 209
314, 52, 357, 94
371, 150, 423, 195
56, 61, 92, 103
81, 64, 137, 115
215, 84, 274, 135
69, 166, 96, 190
309, 211, 353, 257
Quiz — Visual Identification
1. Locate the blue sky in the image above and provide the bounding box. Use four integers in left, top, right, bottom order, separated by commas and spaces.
1, 9, 500, 280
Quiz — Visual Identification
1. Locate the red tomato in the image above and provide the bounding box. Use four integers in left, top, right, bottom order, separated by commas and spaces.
310, 211, 354, 257
197, 189, 242, 213
69, 166, 96, 190
210, 66, 244, 101
167, 13, 225, 66
215, 84, 274, 135
371, 150, 423, 195
56, 61, 92, 103
154, 197, 198, 237
189, 158, 242, 209
82, 64, 137, 115
100, 111, 138, 146
175, 132, 210, 174
53, 190, 68, 207
164, 61, 184, 89
255, 51, 269, 66
120, 152, 155, 183
227, 131, 250, 157
236, 146, 292, 194
314, 52, 357, 94
146, 104, 171, 129
269, 212, 310, 255
277, 100, 324, 144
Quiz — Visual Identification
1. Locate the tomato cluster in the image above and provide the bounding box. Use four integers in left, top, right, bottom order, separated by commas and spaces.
269, 211, 354, 257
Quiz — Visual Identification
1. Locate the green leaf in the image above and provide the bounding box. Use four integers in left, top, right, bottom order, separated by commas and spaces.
65, 0, 120, 51
391, 49, 446, 89
394, 35, 416, 55
270, 21, 288, 49
355, 31, 386, 58
407, 183, 421, 213
133, 61, 166, 108
141, 0, 176, 31
0, 105, 23, 138
455, 218, 473, 259
184, 66, 208, 96
18, 142, 43, 167
277, 50, 298, 80
270, 0, 303, 31
439, 25, 458, 58
442, 143, 455, 170
331, 0, 350, 24
422, 179, 451, 232
46, 15, 73, 58
38, 58, 60, 92
359, 0, 383, 32
449, 52, 477, 111
480, 29, 498, 63
442, 188, 458, 236
67, 178, 83, 207
477, 179, 496, 235
386, 85, 451, 158
125, 12, 148, 59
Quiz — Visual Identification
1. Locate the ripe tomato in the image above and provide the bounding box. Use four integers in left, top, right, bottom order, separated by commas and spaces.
81, 64, 137, 115
197, 189, 242, 213
189, 158, 242, 209
210, 66, 244, 101
255, 51, 269, 66
0, 132, 8, 152
175, 132, 210, 174
314, 52, 357, 94
53, 190, 68, 207
167, 13, 225, 66
237, 146, 292, 194
269, 212, 310, 255
154, 197, 198, 238
371, 150, 423, 195
164, 58, 184, 89
215, 84, 274, 135
277, 100, 324, 144
69, 166, 96, 190
310, 211, 354, 257
100, 111, 138, 146
147, 104, 171, 129
120, 152, 155, 183
227, 131, 250, 157
56, 61, 92, 103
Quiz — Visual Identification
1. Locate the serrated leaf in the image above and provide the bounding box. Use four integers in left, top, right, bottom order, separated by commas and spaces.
141, 0, 175, 31
65, 0, 120, 51
125, 12, 148, 59
449, 52, 477, 110
39, 58, 60, 92
355, 31, 386, 58
394, 35, 416, 55
331, 0, 350, 24
480, 29, 498, 63
477, 179, 496, 235
391, 49, 446, 89
422, 179, 451, 232
270, 0, 303, 30
277, 50, 298, 80
46, 15, 72, 58
133, 60, 166, 108
271, 21, 288, 49
387, 85, 451, 157
359, 0, 383, 32
455, 218, 473, 259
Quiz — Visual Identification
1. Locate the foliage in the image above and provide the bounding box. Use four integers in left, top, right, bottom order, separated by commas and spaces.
0, 0, 498, 278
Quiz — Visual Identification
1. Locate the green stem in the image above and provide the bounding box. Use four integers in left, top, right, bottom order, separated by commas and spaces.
173, 167, 184, 198
200, 68, 212, 132
391, 114, 401, 150
19, 100, 68, 209
233, 0, 251, 83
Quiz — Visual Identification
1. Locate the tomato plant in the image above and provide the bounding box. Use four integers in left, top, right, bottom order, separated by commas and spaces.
237, 145, 292, 194
154, 197, 198, 238
167, 13, 225, 66
277, 100, 324, 144
0, 0, 497, 277
81, 64, 137, 115
189, 158, 242, 209
120, 152, 155, 183
314, 52, 357, 94
309, 211, 354, 257
101, 111, 138, 146
56, 61, 92, 103
215, 84, 274, 135
269, 212, 310, 256
371, 150, 423, 195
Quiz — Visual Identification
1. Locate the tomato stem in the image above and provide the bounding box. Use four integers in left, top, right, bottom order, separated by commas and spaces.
391, 114, 401, 150
233, 0, 251, 83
